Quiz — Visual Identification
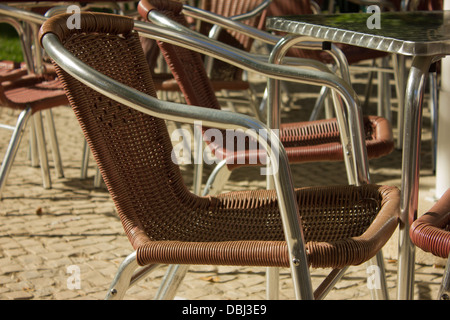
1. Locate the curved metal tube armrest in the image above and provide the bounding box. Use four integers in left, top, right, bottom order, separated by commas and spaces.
0, 16, 35, 73
182, 2, 348, 73
183, 4, 277, 45
41, 32, 314, 300
229, 0, 271, 22
0, 4, 45, 25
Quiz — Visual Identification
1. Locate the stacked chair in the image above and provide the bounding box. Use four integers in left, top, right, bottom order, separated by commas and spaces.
0, 6, 67, 198
39, 11, 400, 300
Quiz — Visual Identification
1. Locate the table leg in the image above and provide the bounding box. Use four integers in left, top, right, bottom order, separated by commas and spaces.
397, 55, 434, 300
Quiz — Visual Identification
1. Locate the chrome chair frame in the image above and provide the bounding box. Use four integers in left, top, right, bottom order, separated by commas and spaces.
146, 17, 391, 299
41, 27, 323, 300
136, 13, 394, 300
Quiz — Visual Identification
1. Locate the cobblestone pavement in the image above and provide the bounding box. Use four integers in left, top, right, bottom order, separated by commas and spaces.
0, 70, 447, 301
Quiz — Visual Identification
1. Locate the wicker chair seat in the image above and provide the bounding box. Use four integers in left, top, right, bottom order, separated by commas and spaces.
0, 60, 27, 81
135, 184, 399, 269
1, 76, 67, 112
0, 60, 67, 113
205, 115, 393, 170
410, 188, 450, 259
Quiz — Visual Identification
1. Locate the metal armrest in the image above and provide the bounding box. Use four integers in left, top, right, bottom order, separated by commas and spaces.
0, 9, 44, 74
0, 4, 45, 24
40, 30, 314, 300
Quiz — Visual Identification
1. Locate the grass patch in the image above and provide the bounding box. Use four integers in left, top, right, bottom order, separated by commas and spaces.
0, 23, 24, 62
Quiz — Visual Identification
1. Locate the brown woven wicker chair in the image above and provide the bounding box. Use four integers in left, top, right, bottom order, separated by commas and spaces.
0, 55, 67, 198
40, 12, 400, 300
139, 0, 394, 196
410, 188, 450, 300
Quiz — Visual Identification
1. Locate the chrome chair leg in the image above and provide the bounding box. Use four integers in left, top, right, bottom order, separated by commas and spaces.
94, 167, 103, 188
105, 252, 139, 300
33, 111, 51, 189
0, 107, 32, 198
367, 251, 390, 300
438, 254, 450, 300
314, 267, 348, 300
246, 87, 262, 121
44, 109, 64, 178
80, 139, 90, 179
309, 86, 329, 121
266, 267, 279, 300
362, 64, 376, 110
193, 122, 204, 196
393, 54, 406, 149
428, 69, 438, 174
29, 118, 39, 167
398, 55, 434, 300
381, 57, 392, 124
155, 264, 190, 300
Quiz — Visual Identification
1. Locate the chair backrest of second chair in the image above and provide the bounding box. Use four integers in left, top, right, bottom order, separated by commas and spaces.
148, 0, 223, 111
199, 0, 268, 81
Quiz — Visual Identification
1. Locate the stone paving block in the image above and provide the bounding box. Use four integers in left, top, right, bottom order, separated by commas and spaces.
53, 290, 81, 300
0, 264, 24, 275
2, 290, 34, 300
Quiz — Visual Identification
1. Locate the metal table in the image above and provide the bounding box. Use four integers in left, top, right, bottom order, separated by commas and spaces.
267, 11, 450, 300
